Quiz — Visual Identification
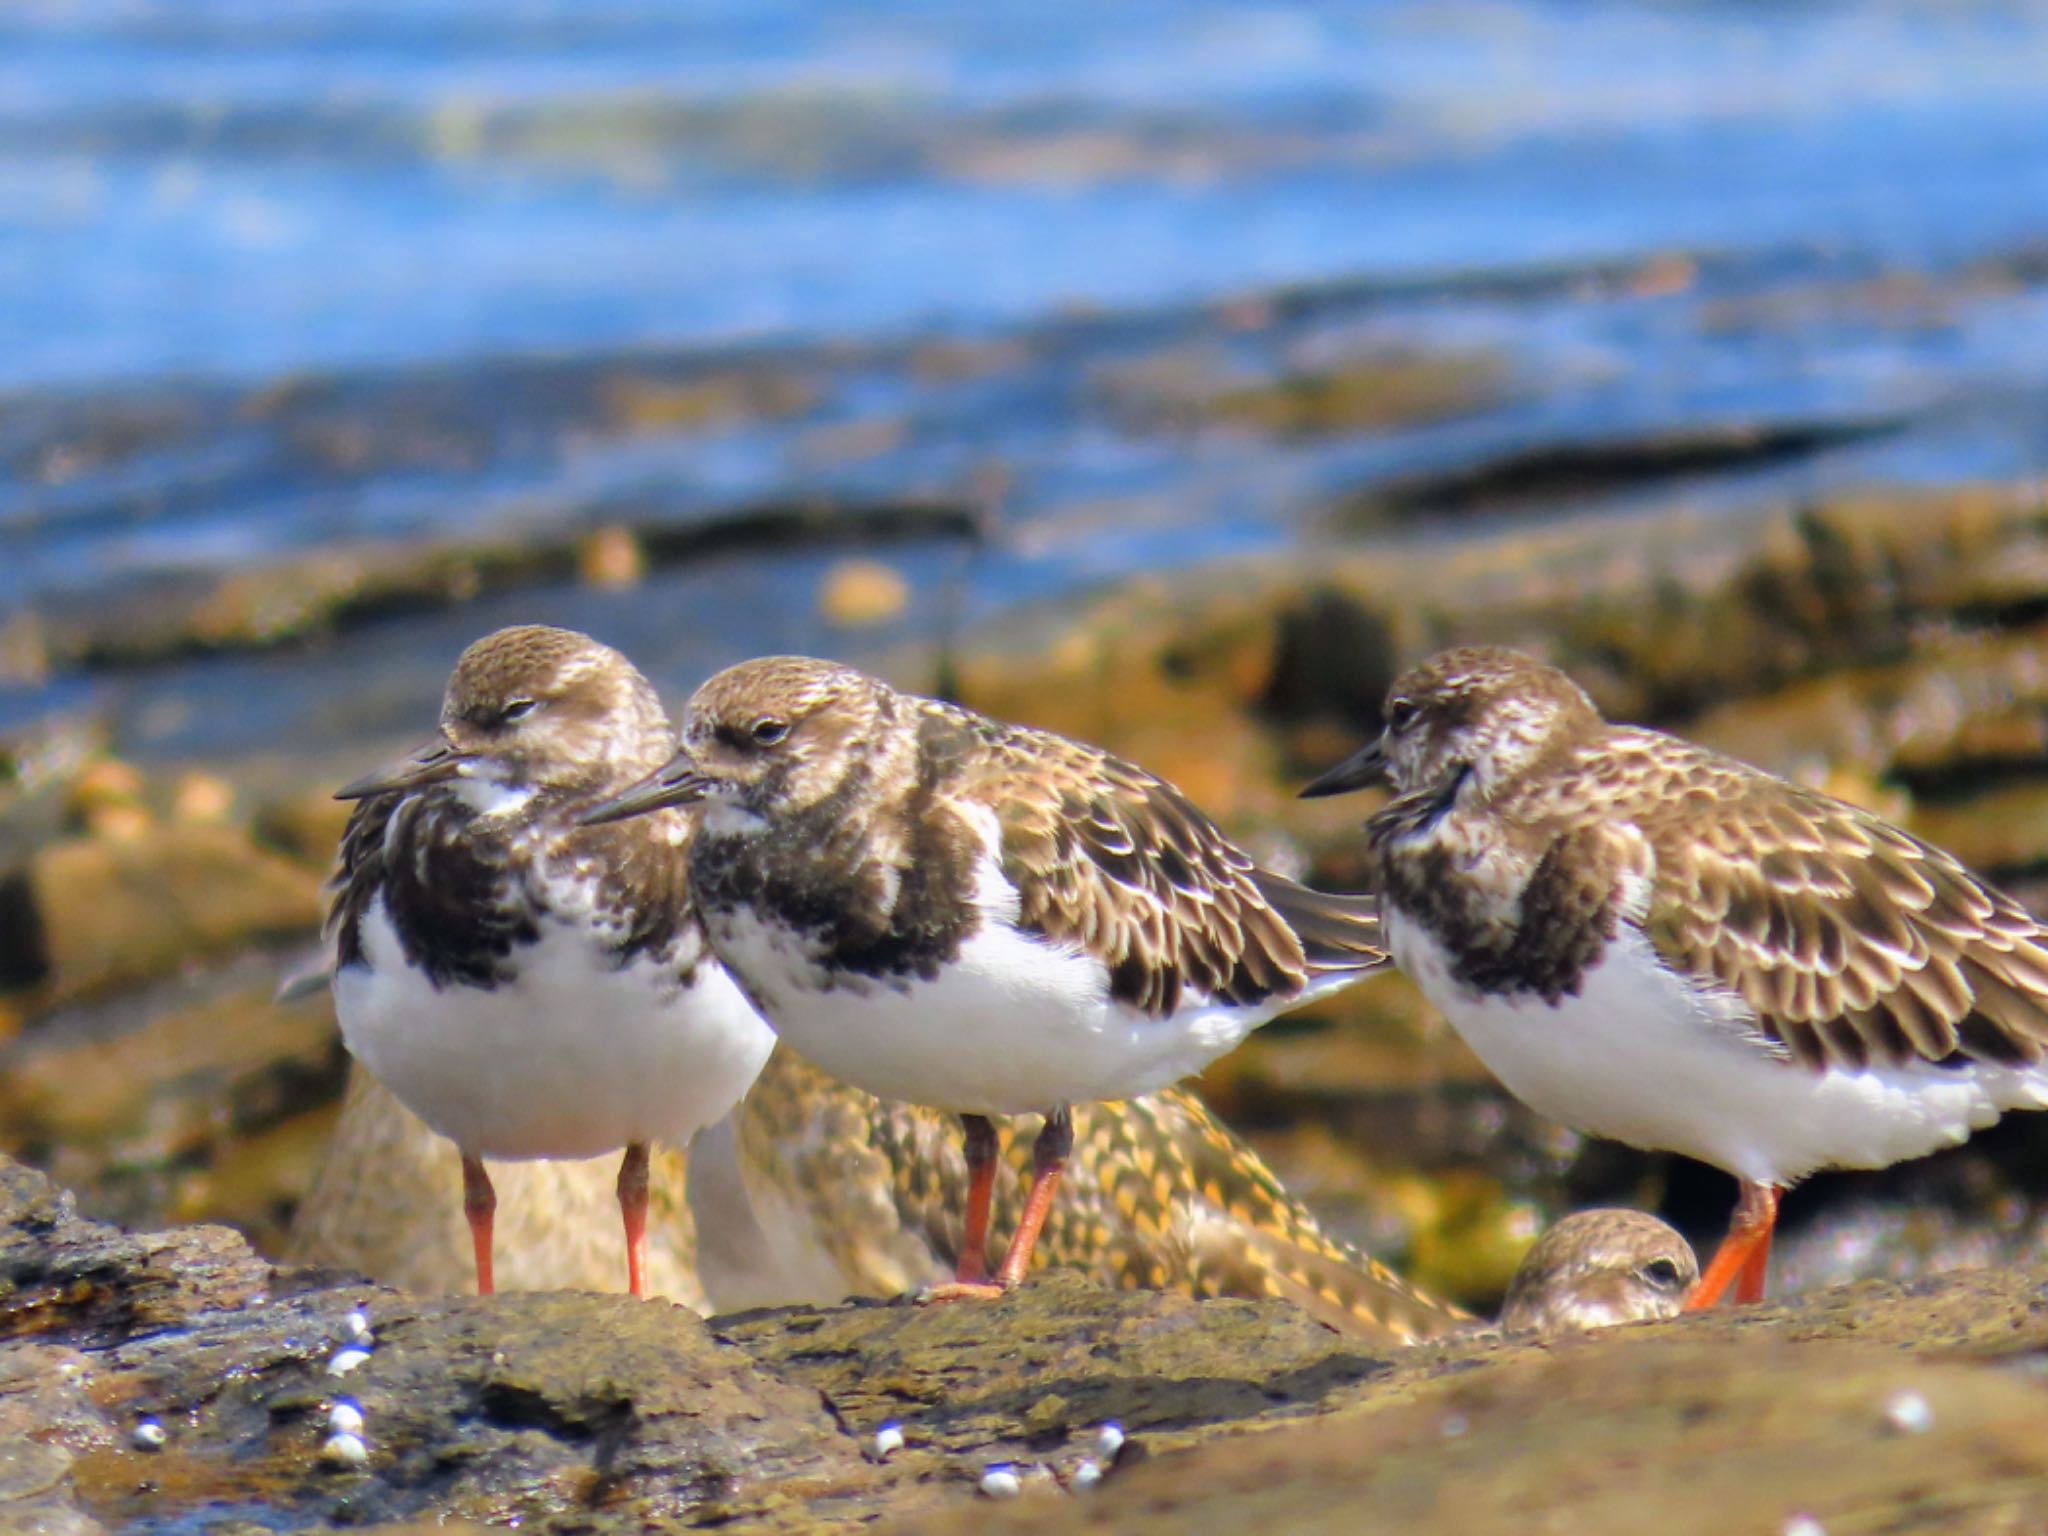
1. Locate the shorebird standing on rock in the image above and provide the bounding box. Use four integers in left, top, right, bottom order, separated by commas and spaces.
327, 625, 774, 1298
580, 655, 1389, 1299
1301, 645, 2048, 1307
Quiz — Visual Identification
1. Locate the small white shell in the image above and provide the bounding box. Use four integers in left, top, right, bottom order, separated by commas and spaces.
1093, 1422, 1125, 1459
320, 1432, 369, 1468
872, 1423, 904, 1458
327, 1401, 364, 1436
1070, 1459, 1103, 1492
131, 1420, 167, 1451
326, 1348, 372, 1377
978, 1467, 1023, 1499
1782, 1517, 1826, 1536
343, 1310, 373, 1344
1882, 1389, 1932, 1436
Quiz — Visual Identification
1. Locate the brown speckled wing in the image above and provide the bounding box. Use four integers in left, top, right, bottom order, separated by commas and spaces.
734, 1049, 1467, 1343
1573, 730, 2048, 1073
955, 717, 1366, 1016
1143, 1090, 1472, 1342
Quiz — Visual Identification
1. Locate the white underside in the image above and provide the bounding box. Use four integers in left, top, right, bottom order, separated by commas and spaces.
335, 894, 775, 1160
705, 835, 1352, 1117
1388, 909, 2048, 1186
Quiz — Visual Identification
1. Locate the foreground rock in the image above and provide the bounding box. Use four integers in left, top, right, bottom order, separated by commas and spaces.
939, 1323, 2048, 1534
10, 1154, 2048, 1533
0, 1157, 900, 1534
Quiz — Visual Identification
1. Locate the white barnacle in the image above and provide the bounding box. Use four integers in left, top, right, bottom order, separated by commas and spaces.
343, 1309, 372, 1344
131, 1419, 167, 1451
326, 1348, 372, 1377
872, 1422, 904, 1458
1881, 1388, 1932, 1436
978, 1466, 1023, 1499
321, 1431, 369, 1469
1092, 1421, 1125, 1460
328, 1401, 364, 1437
1070, 1458, 1103, 1492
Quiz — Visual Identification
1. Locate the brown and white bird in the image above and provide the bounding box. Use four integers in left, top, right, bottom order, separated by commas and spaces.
292, 1051, 1471, 1345
327, 625, 775, 1298
1301, 646, 2048, 1307
1497, 1209, 1698, 1333
581, 656, 1389, 1298
693, 1047, 1466, 1340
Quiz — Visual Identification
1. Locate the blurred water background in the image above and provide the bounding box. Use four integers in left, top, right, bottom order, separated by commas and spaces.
4, 0, 2048, 774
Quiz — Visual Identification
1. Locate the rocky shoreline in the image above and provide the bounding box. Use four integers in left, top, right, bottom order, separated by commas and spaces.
9, 1152, 2048, 1533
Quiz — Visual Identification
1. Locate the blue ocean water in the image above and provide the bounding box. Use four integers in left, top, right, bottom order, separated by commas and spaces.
4, 2, 2048, 765
1, 0, 2044, 389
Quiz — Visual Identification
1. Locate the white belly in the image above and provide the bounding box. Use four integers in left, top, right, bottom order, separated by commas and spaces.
702, 850, 1342, 1117
1387, 909, 2048, 1187
334, 895, 775, 1160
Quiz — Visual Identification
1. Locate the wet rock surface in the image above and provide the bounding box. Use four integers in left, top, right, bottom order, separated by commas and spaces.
2, 1156, 903, 1534
10, 1154, 2048, 1532
935, 1324, 2048, 1533
720, 1270, 1392, 1470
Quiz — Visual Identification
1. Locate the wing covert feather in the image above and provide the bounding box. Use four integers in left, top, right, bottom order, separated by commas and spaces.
1555, 734, 2048, 1073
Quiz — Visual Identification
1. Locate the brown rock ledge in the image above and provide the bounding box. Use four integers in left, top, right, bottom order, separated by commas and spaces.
9, 1153, 2048, 1534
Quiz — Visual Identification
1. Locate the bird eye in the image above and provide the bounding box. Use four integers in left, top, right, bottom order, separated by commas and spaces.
749, 717, 790, 747
1638, 1258, 1686, 1290
499, 698, 537, 725
1385, 698, 1418, 731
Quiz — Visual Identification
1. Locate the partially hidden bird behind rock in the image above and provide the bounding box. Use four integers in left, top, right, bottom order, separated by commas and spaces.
289, 1048, 1471, 1347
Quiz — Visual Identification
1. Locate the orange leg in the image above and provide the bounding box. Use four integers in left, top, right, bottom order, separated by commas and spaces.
461, 1154, 497, 1297
923, 1109, 1072, 1303
923, 1116, 1002, 1301
991, 1107, 1073, 1289
955, 1114, 1000, 1284
1687, 1181, 1780, 1309
617, 1141, 651, 1300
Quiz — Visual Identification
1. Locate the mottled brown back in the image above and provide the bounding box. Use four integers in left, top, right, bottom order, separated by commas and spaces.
734, 1047, 1469, 1343
1520, 726, 2048, 1073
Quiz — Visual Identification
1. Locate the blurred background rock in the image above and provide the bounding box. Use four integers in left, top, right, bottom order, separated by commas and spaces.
4, 0, 2048, 1315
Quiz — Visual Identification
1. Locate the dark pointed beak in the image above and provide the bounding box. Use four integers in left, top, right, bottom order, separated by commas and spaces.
1297, 738, 1388, 799
577, 754, 713, 826
335, 739, 463, 800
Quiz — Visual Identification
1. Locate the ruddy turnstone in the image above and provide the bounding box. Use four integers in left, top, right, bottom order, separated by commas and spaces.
326, 625, 774, 1298
293, 1052, 1468, 1342
694, 1046, 1467, 1340
1301, 645, 2048, 1307
1498, 1209, 1698, 1333
580, 656, 1389, 1297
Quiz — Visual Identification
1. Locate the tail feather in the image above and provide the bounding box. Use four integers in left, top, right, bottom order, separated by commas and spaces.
1253, 873, 1386, 976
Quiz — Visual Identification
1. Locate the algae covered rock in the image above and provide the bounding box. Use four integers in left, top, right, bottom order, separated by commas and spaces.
926, 1269, 2048, 1535
0, 1154, 898, 1534
719, 1268, 1396, 1472
12, 1146, 2048, 1534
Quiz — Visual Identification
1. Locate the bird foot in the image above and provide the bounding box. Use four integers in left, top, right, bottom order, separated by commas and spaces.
918, 1280, 1009, 1303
